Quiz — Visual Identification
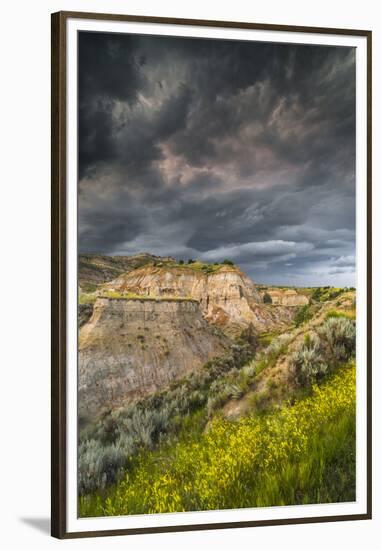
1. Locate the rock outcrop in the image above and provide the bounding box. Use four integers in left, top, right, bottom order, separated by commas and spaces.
78, 259, 306, 419
79, 252, 175, 291
79, 297, 230, 420
101, 265, 294, 335
264, 289, 309, 306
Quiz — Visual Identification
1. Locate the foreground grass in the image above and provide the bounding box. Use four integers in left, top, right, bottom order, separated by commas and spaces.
79, 362, 355, 517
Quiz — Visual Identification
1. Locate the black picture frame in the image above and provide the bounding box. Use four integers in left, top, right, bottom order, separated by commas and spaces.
51, 10, 372, 539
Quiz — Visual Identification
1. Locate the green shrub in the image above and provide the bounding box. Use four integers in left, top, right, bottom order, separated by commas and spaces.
291, 317, 355, 388
290, 334, 327, 387
265, 333, 291, 358
238, 323, 258, 348
294, 305, 313, 327
81, 282, 98, 293
249, 390, 271, 412
319, 317, 356, 362
124, 406, 171, 448
263, 292, 272, 304
311, 287, 323, 301
242, 364, 256, 378
328, 289, 342, 300
222, 259, 234, 266
227, 383, 244, 400
267, 378, 278, 391
206, 394, 227, 416
78, 437, 135, 495
304, 332, 312, 347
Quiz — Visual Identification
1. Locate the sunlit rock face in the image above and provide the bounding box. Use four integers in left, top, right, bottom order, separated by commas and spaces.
102, 265, 294, 335
265, 289, 309, 306
79, 264, 303, 419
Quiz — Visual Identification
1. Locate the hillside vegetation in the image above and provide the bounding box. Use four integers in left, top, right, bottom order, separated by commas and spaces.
78, 290, 356, 516
79, 362, 355, 516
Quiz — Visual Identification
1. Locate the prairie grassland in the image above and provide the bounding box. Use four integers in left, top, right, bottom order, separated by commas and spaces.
79, 362, 355, 517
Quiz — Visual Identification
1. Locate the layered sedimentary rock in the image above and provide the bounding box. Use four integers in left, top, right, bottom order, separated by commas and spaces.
79, 262, 304, 418
264, 289, 309, 306
101, 265, 294, 335
79, 252, 175, 291
79, 297, 229, 420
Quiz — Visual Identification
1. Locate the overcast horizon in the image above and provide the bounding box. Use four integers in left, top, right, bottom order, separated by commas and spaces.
78, 31, 356, 287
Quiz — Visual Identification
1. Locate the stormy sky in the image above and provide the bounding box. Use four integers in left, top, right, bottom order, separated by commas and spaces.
78, 31, 356, 286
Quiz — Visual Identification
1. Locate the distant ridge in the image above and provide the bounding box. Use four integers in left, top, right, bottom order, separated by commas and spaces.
79, 252, 175, 291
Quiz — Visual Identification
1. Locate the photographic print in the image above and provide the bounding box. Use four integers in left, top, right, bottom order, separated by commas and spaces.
51, 12, 371, 538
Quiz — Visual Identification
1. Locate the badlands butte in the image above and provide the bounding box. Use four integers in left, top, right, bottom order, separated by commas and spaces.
78, 253, 310, 420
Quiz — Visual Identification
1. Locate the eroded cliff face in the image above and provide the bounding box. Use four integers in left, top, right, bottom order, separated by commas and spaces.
101, 265, 294, 334
79, 297, 230, 420
264, 289, 309, 307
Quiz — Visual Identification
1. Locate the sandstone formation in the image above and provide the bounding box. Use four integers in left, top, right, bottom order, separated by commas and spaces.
79, 297, 230, 420
264, 289, 309, 306
78, 258, 306, 419
79, 252, 175, 291
101, 265, 294, 335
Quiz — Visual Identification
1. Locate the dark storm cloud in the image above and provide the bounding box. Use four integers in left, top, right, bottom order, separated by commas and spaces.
78, 31, 356, 286
78, 32, 146, 178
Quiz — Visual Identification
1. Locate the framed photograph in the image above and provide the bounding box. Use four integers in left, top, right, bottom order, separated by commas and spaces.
51, 11, 372, 539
